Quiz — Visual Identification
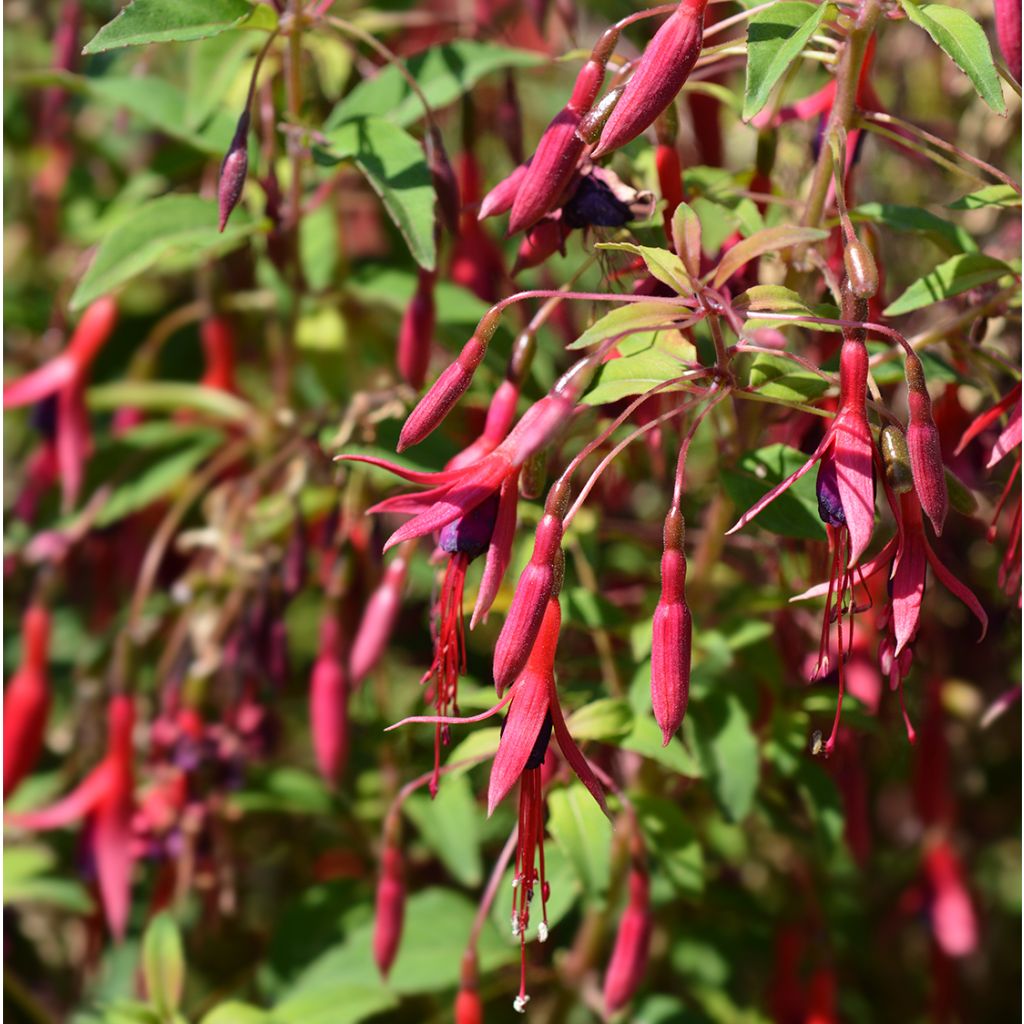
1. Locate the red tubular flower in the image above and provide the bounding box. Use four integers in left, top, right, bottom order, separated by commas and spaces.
4, 296, 119, 510
350, 551, 410, 685
452, 152, 507, 303
310, 608, 349, 786
4, 604, 52, 800
603, 864, 652, 1013
512, 215, 571, 274
8, 693, 135, 938
923, 838, 978, 958
650, 507, 692, 745
199, 315, 239, 393
591, 0, 710, 160
904, 354, 948, 535
995, 0, 1022, 84
397, 270, 436, 390
507, 28, 618, 234
373, 842, 406, 978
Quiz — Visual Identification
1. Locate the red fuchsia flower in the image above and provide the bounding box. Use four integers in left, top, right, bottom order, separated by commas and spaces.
995, 0, 1022, 84
4, 296, 119, 510
505, 27, 619, 235
309, 607, 349, 787
603, 861, 653, 1014
373, 839, 406, 978
590, 0, 710, 160
7, 693, 135, 938
397, 269, 436, 390
199, 315, 239, 394
650, 506, 692, 746
922, 838, 979, 958
350, 549, 410, 686
4, 603, 52, 800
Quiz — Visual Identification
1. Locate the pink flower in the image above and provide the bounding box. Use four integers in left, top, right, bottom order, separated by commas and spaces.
373, 842, 406, 978
4, 604, 52, 800
309, 608, 349, 786
350, 551, 410, 685
397, 269, 436, 390
603, 863, 652, 1013
7, 694, 135, 938
923, 839, 978, 958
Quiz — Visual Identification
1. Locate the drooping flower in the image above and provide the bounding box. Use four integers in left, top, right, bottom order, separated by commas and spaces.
397, 269, 436, 390
7, 693, 135, 938
923, 838, 979, 959
373, 839, 406, 978
350, 549, 410, 686
309, 605, 349, 787
995, 0, 1022, 84
603, 860, 652, 1014
4, 603, 52, 800
4, 296, 119, 510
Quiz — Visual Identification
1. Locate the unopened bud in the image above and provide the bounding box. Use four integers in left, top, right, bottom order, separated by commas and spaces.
513, 216, 570, 274
602, 866, 652, 1013
880, 424, 914, 494
843, 238, 878, 299
520, 447, 549, 499
373, 845, 406, 977
577, 86, 625, 146
397, 270, 436, 390
218, 110, 250, 232
905, 353, 948, 535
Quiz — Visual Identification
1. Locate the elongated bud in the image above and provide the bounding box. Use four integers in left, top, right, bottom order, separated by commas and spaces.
199, 315, 238, 393
310, 610, 349, 786
576, 85, 625, 145
603, 866, 652, 1013
905, 354, 948, 535
398, 270, 436, 390
924, 840, 978, 958
498, 71, 525, 165
880, 424, 914, 494
592, 0, 709, 159
398, 308, 502, 451
350, 554, 409, 685
3, 604, 52, 800
492, 487, 568, 693
68, 295, 120, 370
373, 844, 406, 977
425, 125, 461, 237
513, 216, 570, 274
843, 237, 878, 299
995, 0, 1022, 83
479, 161, 530, 221
455, 951, 483, 1024
218, 109, 250, 233
650, 507, 691, 745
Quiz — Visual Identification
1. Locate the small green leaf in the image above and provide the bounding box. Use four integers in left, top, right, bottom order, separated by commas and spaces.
851, 202, 978, 253
672, 203, 703, 278
403, 773, 482, 887
595, 242, 693, 294
743, 1, 833, 120
712, 225, 828, 288
327, 40, 544, 129
883, 253, 1016, 316
566, 698, 633, 743
947, 184, 1022, 209
445, 727, 501, 773
739, 353, 830, 403
547, 783, 612, 900
632, 795, 704, 896
83, 0, 263, 54
71, 195, 264, 311
87, 382, 252, 424
322, 119, 436, 271
582, 331, 696, 406
142, 912, 186, 1018
900, 0, 1006, 113
692, 694, 760, 822
200, 1002, 272, 1024
567, 301, 690, 351
721, 443, 828, 540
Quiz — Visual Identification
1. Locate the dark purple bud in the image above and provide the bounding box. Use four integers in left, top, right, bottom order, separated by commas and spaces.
218, 110, 250, 233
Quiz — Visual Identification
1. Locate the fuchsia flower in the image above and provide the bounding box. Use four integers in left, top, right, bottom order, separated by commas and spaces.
4, 296, 119, 510
454, 951, 484, 1024
4, 603, 52, 800
923, 839, 979, 958
602, 861, 652, 1013
373, 841, 406, 978
309, 607, 349, 786
995, 0, 1022, 84
8, 693, 135, 938
591, 0, 710, 159
199, 315, 239, 394
350, 551, 410, 685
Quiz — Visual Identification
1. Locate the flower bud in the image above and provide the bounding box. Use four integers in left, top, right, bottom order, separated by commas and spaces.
397, 308, 502, 452
350, 554, 409, 685
479, 161, 530, 221
995, 0, 1022, 84
905, 354, 948, 535
592, 0, 709, 159
603, 866, 652, 1013
218, 109, 250, 233
492, 492, 567, 693
880, 424, 914, 494
843, 238, 878, 299
3, 604, 52, 799
455, 951, 483, 1024
520, 447, 549, 500
576, 86, 625, 145
373, 844, 406, 977
310, 610, 349, 786
924, 840, 978, 958
650, 508, 691, 745
397, 270, 436, 390
513, 216, 570, 274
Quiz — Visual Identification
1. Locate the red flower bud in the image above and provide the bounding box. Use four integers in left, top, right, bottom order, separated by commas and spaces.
923, 839, 978, 958
310, 610, 349, 786
397, 270, 436, 390
513, 216, 571, 274
592, 0, 709, 159
995, 0, 1022, 84
905, 354, 949, 535
603, 866, 652, 1013
479, 161, 530, 221
3, 604, 52, 800
373, 844, 406, 977
200, 315, 239, 393
350, 553, 409, 685
650, 508, 691, 745
218, 110, 250, 233
398, 309, 502, 452
455, 951, 483, 1024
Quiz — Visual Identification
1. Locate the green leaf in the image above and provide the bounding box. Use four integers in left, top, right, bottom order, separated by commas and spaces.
596, 242, 692, 294
947, 184, 1022, 209
3, 844, 96, 913
672, 203, 703, 278
712, 225, 828, 287
87, 382, 252, 424
445, 727, 501, 773
200, 1002, 272, 1024
142, 912, 186, 1018
883, 252, 1016, 316
403, 773, 482, 887
547, 783, 613, 900
851, 202, 977, 254
900, 1, 1006, 113
720, 443, 828, 540
83, 0, 262, 54
743, 1, 833, 120
568, 301, 690, 351
230, 768, 333, 816
327, 40, 544, 129
739, 352, 830, 403
582, 332, 696, 406
632, 795, 704, 896
565, 698, 633, 743
692, 694, 760, 822
322, 119, 436, 271
71, 195, 264, 311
